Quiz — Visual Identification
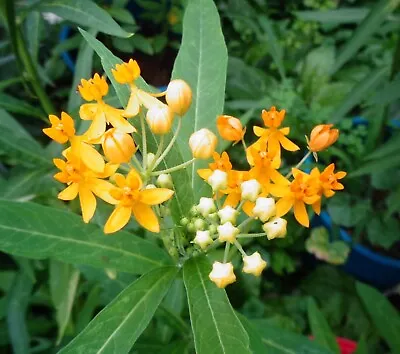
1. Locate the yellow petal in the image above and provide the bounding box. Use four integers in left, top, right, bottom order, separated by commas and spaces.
113, 173, 126, 188
84, 111, 107, 140
105, 106, 135, 133
280, 127, 290, 135
126, 169, 142, 190
53, 158, 66, 170
43, 128, 68, 144
90, 179, 118, 205
80, 142, 105, 174
197, 169, 213, 180
279, 135, 300, 151
132, 203, 159, 232
79, 103, 98, 120
275, 196, 293, 217
293, 200, 309, 227
223, 192, 240, 208
139, 188, 174, 205
253, 126, 266, 137
312, 200, 321, 215
124, 92, 140, 118
104, 206, 132, 234
58, 183, 79, 200
79, 187, 96, 223
242, 201, 254, 217
269, 184, 289, 197
268, 135, 281, 156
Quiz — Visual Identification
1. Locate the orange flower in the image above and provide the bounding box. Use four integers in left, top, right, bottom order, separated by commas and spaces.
310, 164, 346, 214
54, 151, 118, 223
197, 152, 232, 181
78, 74, 135, 140
308, 124, 339, 152
111, 59, 141, 84
217, 115, 245, 143
104, 169, 174, 234
252, 106, 299, 156
220, 170, 250, 207
43, 112, 75, 144
270, 169, 321, 227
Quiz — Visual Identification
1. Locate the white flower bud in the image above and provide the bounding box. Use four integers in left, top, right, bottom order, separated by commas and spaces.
145, 184, 157, 189
217, 222, 239, 244
207, 169, 228, 192
217, 206, 238, 224
193, 230, 213, 250
252, 197, 276, 222
242, 252, 267, 276
197, 197, 216, 217
262, 217, 287, 240
209, 261, 236, 288
156, 173, 173, 189
240, 179, 261, 202
146, 152, 156, 167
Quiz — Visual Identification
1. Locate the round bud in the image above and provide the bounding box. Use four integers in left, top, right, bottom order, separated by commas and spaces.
156, 173, 173, 189
166, 79, 192, 116
145, 184, 157, 190
194, 218, 206, 231
146, 153, 156, 167
209, 224, 217, 234
102, 128, 136, 163
242, 252, 267, 276
146, 104, 174, 134
209, 262, 236, 288
192, 230, 213, 250
197, 197, 216, 217
180, 217, 189, 226
262, 217, 287, 240
187, 222, 196, 233
240, 179, 261, 202
189, 129, 218, 159
217, 222, 239, 244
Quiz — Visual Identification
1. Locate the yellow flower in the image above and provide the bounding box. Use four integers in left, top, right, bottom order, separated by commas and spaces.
308, 124, 339, 152
43, 112, 75, 144
270, 169, 320, 227
54, 151, 118, 223
189, 129, 217, 159
242, 252, 267, 276
166, 79, 192, 116
252, 106, 299, 156
111, 59, 141, 84
102, 128, 137, 164
78, 74, 135, 140
216, 115, 245, 143
209, 261, 236, 288
104, 169, 174, 234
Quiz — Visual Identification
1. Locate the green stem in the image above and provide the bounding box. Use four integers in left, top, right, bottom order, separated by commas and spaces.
153, 118, 182, 170
151, 158, 196, 176
238, 232, 267, 238
238, 217, 254, 230
140, 112, 147, 172
223, 242, 230, 263
285, 150, 311, 178
149, 134, 164, 172
234, 240, 247, 257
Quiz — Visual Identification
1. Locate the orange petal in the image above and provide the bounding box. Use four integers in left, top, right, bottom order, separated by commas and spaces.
126, 169, 142, 190
43, 128, 68, 144
336, 171, 347, 179
58, 183, 79, 200
279, 127, 290, 135
49, 114, 60, 126
223, 192, 241, 208
242, 201, 254, 217
113, 173, 126, 188
269, 184, 289, 197
79, 142, 105, 174
275, 196, 293, 217
132, 203, 159, 232
104, 206, 132, 234
253, 126, 266, 137
279, 135, 300, 151
268, 135, 281, 156
139, 188, 174, 205
79, 187, 97, 223
293, 200, 309, 227
53, 158, 66, 170
312, 200, 321, 215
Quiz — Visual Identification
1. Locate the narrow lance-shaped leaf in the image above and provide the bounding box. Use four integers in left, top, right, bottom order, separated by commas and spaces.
59, 266, 178, 354
172, 0, 228, 200
183, 256, 251, 354
37, 0, 132, 38
78, 28, 194, 222
307, 297, 340, 354
356, 282, 400, 353
0, 200, 172, 274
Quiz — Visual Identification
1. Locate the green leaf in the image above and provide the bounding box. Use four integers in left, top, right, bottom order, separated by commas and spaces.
0, 109, 51, 167
330, 67, 388, 123
237, 313, 268, 354
332, 0, 400, 73
356, 282, 400, 352
78, 28, 193, 222
60, 266, 178, 354
366, 133, 400, 160
183, 256, 251, 354
349, 153, 400, 177
37, 0, 132, 38
24, 11, 42, 63
294, 8, 369, 24
252, 320, 334, 354
171, 0, 228, 201
0, 92, 44, 119
370, 75, 400, 106
257, 15, 285, 80
0, 200, 172, 274
6, 269, 34, 354
50, 260, 80, 344
67, 29, 97, 111
307, 297, 340, 354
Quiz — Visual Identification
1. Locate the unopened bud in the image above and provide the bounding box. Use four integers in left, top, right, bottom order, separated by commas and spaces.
197, 197, 216, 217
156, 173, 173, 189
252, 197, 276, 222
189, 129, 217, 159
240, 179, 261, 202
308, 124, 339, 152
180, 217, 189, 226
146, 104, 174, 134
166, 79, 192, 116
145, 184, 156, 189
262, 217, 287, 240
194, 218, 206, 230
218, 206, 238, 224
217, 222, 239, 244
187, 222, 196, 233
146, 152, 156, 167
193, 230, 213, 250
242, 252, 267, 276
102, 128, 136, 163
208, 169, 228, 192
209, 224, 217, 234
209, 262, 236, 288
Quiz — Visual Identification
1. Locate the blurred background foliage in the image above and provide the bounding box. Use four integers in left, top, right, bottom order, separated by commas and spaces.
0, 0, 400, 353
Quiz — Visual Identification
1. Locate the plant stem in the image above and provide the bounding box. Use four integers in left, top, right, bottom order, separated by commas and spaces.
238, 232, 267, 238
223, 242, 230, 263
153, 118, 182, 170
151, 158, 195, 176
149, 134, 164, 172
140, 112, 147, 172
234, 240, 247, 257
238, 217, 253, 230
285, 150, 311, 178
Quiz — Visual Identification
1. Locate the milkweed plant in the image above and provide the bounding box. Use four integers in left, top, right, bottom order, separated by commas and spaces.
35, 0, 347, 352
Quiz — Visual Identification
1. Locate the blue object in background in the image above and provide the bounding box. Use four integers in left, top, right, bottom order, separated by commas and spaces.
59, 26, 75, 72
313, 211, 400, 290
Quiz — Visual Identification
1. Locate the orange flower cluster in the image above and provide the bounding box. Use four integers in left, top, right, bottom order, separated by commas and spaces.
43, 59, 196, 234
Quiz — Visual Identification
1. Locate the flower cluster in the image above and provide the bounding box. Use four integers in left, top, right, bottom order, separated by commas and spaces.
44, 59, 345, 289
190, 109, 345, 288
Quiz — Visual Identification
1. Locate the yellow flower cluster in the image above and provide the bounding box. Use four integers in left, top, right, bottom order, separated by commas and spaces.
44, 59, 194, 234
189, 108, 345, 288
